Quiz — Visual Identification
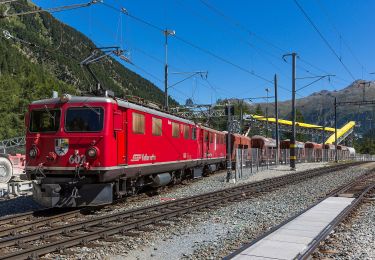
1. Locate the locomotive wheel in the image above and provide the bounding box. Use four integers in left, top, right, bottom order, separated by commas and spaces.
0, 157, 12, 184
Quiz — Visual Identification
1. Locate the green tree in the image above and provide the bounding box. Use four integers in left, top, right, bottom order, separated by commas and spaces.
0, 1, 178, 139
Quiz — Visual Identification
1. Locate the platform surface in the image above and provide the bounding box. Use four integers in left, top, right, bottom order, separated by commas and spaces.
232, 196, 354, 260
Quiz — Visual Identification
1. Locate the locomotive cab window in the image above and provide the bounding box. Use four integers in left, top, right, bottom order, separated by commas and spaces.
65, 107, 104, 132
152, 117, 162, 136
132, 112, 145, 134
172, 122, 180, 138
29, 108, 61, 132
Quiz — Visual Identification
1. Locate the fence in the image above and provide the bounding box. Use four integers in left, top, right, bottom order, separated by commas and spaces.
233, 148, 374, 181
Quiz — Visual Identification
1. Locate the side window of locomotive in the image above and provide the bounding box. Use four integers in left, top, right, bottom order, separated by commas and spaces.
132, 112, 145, 134
65, 107, 104, 132
152, 117, 162, 136
172, 122, 180, 138
204, 131, 208, 142
30, 109, 61, 132
184, 125, 189, 139
209, 133, 214, 143
192, 127, 197, 140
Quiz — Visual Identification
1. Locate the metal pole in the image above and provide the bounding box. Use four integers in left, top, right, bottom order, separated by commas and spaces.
290, 53, 297, 170
274, 74, 279, 165
240, 100, 243, 133
334, 97, 338, 162
265, 89, 269, 137
226, 104, 233, 182
164, 30, 169, 110
322, 126, 325, 161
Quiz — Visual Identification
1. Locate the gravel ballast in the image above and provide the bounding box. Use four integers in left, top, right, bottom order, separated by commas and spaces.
42, 162, 373, 259
314, 195, 375, 259
0, 163, 327, 219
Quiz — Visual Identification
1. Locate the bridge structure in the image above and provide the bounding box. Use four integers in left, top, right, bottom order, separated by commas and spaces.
245, 114, 355, 145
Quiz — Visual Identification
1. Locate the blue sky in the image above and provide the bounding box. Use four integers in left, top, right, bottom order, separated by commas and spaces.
33, 0, 375, 105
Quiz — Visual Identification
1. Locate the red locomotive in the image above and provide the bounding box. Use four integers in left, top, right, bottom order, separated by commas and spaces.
26, 94, 232, 207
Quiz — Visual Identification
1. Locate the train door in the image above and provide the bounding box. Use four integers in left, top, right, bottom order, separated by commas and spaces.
198, 128, 204, 159
114, 109, 126, 165
204, 130, 209, 158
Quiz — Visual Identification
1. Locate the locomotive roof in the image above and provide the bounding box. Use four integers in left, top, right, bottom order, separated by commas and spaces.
31, 96, 196, 126
116, 99, 196, 125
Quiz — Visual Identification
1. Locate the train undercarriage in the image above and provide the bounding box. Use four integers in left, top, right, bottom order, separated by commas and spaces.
29, 160, 225, 207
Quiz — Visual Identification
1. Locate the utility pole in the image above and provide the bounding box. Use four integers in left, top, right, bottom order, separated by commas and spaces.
265, 88, 270, 137
291, 53, 297, 170
283, 52, 297, 170
240, 100, 244, 133
164, 29, 175, 110
226, 104, 234, 183
334, 97, 338, 162
274, 74, 279, 165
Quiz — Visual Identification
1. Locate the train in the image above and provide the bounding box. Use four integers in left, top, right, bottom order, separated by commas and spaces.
26, 94, 252, 207
251, 136, 355, 163
25, 94, 356, 208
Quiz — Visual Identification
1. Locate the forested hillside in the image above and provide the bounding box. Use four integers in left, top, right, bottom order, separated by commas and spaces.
0, 1, 175, 140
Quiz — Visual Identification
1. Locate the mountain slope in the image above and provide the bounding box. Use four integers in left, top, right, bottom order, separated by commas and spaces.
250, 80, 375, 135
0, 1, 174, 139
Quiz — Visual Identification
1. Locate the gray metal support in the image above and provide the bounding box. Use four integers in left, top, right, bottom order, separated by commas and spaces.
226, 104, 233, 182
274, 74, 279, 165
290, 53, 297, 170
164, 30, 169, 110
334, 97, 338, 163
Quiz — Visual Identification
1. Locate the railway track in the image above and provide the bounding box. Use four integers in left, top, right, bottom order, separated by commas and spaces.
0, 162, 365, 259
225, 165, 375, 260
299, 170, 375, 259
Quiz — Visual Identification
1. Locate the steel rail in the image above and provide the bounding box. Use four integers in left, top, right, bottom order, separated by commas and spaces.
225, 168, 375, 260
0, 208, 84, 237
299, 174, 375, 259
0, 163, 356, 236
0, 162, 357, 237
0, 162, 364, 259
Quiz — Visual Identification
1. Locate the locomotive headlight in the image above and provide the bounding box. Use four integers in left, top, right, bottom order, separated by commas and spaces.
29, 147, 39, 159
86, 147, 99, 159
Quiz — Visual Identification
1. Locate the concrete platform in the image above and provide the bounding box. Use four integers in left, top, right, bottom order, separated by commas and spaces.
231, 196, 354, 260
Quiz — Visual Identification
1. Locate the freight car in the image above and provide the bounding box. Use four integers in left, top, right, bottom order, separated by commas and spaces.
305, 142, 323, 162
280, 140, 305, 162
228, 133, 251, 167
26, 95, 230, 207
347, 147, 356, 159
251, 135, 277, 163
337, 145, 350, 160
323, 144, 335, 161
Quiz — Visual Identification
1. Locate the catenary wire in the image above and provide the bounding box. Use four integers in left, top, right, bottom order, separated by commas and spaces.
293, 0, 356, 81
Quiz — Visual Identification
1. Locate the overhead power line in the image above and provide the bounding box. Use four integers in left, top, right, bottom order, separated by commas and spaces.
198, 0, 285, 54
175, 0, 291, 80
100, 2, 276, 86
293, 0, 356, 81
198, 0, 342, 81
316, 0, 367, 75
